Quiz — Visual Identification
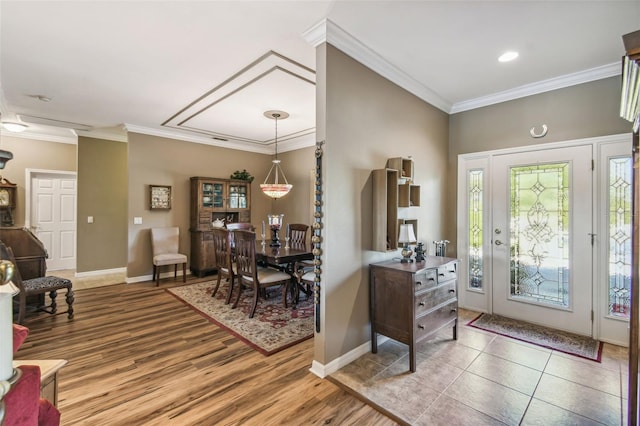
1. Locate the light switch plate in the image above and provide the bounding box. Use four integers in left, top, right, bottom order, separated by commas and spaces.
134, 217, 142, 225
87, 216, 94, 224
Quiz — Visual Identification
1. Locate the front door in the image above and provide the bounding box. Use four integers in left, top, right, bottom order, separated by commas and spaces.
30, 172, 77, 271
491, 145, 593, 336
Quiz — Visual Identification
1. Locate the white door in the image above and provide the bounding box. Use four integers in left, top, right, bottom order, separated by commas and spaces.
491, 145, 593, 336
31, 173, 77, 271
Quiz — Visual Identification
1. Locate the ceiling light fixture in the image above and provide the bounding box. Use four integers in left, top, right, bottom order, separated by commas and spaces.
498, 51, 519, 63
260, 110, 292, 199
1, 122, 28, 133
28, 94, 52, 102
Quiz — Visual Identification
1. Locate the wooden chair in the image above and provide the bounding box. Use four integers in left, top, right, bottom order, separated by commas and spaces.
226, 222, 255, 231
211, 228, 235, 304
0, 241, 74, 325
226, 222, 255, 248
288, 224, 309, 246
289, 224, 312, 301
232, 230, 293, 318
151, 227, 187, 286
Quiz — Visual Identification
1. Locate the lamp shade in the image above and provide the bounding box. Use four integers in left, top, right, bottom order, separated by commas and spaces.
398, 224, 417, 244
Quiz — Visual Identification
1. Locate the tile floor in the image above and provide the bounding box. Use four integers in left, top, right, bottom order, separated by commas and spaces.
329, 309, 629, 425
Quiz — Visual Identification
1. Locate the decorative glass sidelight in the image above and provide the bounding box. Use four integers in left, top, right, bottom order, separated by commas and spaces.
510, 163, 570, 308
608, 157, 632, 318
468, 170, 483, 289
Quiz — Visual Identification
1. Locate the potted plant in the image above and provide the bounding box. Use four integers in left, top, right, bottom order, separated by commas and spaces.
230, 169, 254, 182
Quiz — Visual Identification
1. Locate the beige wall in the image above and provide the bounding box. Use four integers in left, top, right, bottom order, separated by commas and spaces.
0, 135, 76, 227
317, 44, 449, 364
77, 136, 128, 272
447, 77, 632, 255
126, 132, 314, 279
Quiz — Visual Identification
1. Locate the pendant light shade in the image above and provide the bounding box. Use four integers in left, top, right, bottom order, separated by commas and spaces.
261, 110, 292, 199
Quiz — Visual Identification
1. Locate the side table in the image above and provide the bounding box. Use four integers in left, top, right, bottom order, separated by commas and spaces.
13, 359, 67, 407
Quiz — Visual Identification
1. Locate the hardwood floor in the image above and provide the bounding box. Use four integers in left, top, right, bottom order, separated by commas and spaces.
15, 276, 396, 425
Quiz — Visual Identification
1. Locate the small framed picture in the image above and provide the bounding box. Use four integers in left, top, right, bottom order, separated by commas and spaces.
150, 185, 171, 210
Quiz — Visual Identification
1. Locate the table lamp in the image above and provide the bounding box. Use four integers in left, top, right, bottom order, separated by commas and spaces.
398, 224, 417, 263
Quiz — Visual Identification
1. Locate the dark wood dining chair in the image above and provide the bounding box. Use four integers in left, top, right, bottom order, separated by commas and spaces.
0, 241, 74, 325
226, 222, 255, 248
232, 229, 293, 318
288, 224, 309, 246
211, 228, 235, 304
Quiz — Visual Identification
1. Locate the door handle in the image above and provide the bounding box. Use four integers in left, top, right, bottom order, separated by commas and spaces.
495, 240, 503, 246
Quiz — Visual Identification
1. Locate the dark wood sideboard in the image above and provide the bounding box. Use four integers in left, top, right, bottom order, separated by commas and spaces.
370, 256, 458, 372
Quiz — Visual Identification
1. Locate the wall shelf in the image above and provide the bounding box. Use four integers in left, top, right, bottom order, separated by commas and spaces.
373, 157, 421, 252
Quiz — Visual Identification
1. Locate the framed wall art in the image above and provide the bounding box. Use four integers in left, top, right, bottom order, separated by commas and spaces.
150, 185, 171, 210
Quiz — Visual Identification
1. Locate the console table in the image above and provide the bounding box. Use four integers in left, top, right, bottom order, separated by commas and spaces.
370, 256, 458, 372
13, 359, 67, 406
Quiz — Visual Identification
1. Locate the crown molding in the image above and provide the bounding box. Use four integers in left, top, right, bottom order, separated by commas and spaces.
123, 124, 274, 154
75, 127, 128, 143
0, 129, 77, 144
303, 19, 451, 113
306, 19, 621, 114
450, 62, 621, 113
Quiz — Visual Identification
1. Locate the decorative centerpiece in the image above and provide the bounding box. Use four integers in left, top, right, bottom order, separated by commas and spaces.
267, 214, 284, 247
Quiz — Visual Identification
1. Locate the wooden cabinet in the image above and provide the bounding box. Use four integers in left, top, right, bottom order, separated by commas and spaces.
189, 177, 251, 276
372, 157, 421, 252
370, 256, 458, 372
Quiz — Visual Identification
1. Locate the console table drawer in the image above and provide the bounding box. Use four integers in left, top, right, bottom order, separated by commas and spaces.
414, 301, 458, 341
415, 281, 457, 316
437, 264, 457, 283
414, 269, 437, 292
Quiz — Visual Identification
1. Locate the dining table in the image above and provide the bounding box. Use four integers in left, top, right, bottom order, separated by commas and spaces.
256, 242, 313, 306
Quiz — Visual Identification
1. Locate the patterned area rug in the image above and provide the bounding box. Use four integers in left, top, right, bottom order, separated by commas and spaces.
468, 313, 603, 362
167, 281, 313, 356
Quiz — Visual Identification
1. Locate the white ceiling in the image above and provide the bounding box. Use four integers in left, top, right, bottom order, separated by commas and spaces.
1, 1, 638, 152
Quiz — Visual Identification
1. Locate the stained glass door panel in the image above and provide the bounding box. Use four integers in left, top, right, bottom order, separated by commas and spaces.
491, 145, 593, 336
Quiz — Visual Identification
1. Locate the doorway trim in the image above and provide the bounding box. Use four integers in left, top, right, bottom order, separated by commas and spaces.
24, 168, 77, 229
457, 133, 632, 344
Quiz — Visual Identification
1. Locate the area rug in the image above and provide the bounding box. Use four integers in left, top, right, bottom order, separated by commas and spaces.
167, 281, 313, 356
468, 313, 603, 362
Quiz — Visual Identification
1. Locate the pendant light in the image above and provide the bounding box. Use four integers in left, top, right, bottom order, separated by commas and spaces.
261, 110, 292, 199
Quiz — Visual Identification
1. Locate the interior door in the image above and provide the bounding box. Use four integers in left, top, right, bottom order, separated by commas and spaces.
491, 145, 593, 336
31, 172, 77, 271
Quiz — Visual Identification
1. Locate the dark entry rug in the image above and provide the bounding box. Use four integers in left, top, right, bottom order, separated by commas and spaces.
167, 281, 313, 356
468, 313, 603, 362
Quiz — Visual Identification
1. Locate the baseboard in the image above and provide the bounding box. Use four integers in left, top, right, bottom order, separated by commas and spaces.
309, 336, 388, 378
75, 267, 126, 278
126, 270, 191, 284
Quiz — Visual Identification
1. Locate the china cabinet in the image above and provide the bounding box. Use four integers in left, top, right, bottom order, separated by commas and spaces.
189, 176, 251, 276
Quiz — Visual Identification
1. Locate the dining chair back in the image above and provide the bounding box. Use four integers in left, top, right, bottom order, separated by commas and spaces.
226, 222, 255, 248
0, 241, 74, 324
288, 224, 309, 247
211, 228, 235, 304
150, 227, 188, 286
232, 229, 293, 318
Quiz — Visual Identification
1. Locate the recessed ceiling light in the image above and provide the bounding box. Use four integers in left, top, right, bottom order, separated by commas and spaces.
1, 122, 28, 132
498, 51, 519, 63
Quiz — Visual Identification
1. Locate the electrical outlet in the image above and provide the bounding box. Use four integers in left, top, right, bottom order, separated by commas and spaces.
134, 217, 142, 225
87, 216, 94, 224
